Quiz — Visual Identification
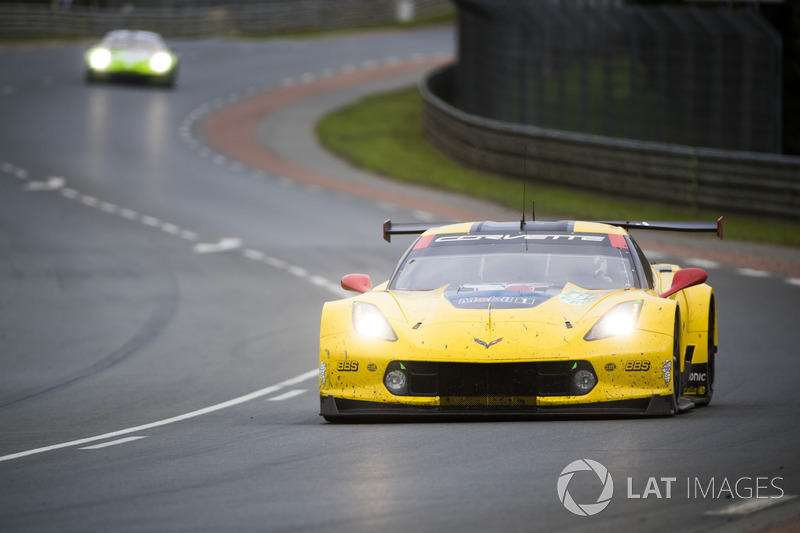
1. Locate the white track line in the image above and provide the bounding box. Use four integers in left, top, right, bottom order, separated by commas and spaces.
267, 389, 307, 402
737, 268, 771, 278
80, 436, 148, 450
37, 177, 348, 297
705, 495, 797, 516
686, 258, 720, 269
0, 369, 318, 463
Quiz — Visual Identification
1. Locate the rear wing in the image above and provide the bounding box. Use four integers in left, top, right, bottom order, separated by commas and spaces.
382, 217, 724, 243
383, 220, 441, 242
596, 217, 723, 240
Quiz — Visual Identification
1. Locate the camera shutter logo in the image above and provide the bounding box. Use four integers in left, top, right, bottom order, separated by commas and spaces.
557, 459, 614, 516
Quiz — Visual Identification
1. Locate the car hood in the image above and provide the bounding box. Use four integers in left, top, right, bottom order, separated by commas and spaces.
390, 284, 623, 327
376, 284, 658, 360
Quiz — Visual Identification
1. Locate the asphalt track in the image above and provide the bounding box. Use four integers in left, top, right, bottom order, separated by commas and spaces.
1, 26, 799, 533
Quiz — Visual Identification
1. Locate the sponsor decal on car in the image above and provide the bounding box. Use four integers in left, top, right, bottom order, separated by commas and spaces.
435, 234, 606, 243
337, 360, 359, 372
559, 288, 606, 306
460, 283, 551, 292
604, 363, 617, 372
661, 359, 672, 386
625, 360, 650, 371
458, 296, 538, 305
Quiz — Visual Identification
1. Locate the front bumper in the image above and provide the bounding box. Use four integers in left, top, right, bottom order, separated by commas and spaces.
319, 357, 679, 420
320, 393, 675, 420
86, 64, 177, 85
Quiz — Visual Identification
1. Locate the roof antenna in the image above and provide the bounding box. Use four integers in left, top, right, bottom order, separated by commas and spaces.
520, 145, 527, 231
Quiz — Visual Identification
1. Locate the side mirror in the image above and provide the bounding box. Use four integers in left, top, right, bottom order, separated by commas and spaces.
341, 273, 371, 294
659, 268, 707, 298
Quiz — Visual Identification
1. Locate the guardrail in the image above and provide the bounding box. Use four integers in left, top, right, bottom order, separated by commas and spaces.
0, 0, 452, 39
451, 0, 782, 154
421, 66, 800, 221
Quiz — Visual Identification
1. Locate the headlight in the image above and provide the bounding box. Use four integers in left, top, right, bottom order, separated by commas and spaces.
89, 48, 111, 70
384, 369, 408, 395
352, 302, 397, 341
584, 300, 643, 341
149, 52, 173, 73
572, 369, 597, 393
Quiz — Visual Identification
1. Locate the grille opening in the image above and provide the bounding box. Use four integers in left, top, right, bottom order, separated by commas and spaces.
384, 361, 596, 402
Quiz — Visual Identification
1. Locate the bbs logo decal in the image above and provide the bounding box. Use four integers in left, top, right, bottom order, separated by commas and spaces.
625, 360, 650, 371
337, 361, 359, 372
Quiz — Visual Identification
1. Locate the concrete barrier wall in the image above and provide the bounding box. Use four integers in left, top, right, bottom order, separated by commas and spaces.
421, 65, 800, 220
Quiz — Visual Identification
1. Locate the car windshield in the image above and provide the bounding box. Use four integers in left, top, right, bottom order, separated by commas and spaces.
390, 236, 637, 292
102, 37, 162, 52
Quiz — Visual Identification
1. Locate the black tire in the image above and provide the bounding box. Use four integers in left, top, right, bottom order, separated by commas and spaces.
670, 313, 681, 414
698, 302, 716, 406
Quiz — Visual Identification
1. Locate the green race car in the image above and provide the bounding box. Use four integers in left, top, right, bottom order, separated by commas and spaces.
85, 30, 179, 87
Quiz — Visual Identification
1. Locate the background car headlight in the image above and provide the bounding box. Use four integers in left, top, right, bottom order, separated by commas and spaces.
149, 52, 173, 73
584, 300, 643, 341
352, 302, 397, 341
89, 48, 111, 70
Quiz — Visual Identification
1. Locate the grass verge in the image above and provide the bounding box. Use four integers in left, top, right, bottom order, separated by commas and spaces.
317, 87, 800, 248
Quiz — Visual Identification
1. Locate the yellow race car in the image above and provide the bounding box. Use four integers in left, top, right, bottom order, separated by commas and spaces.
319, 219, 721, 420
